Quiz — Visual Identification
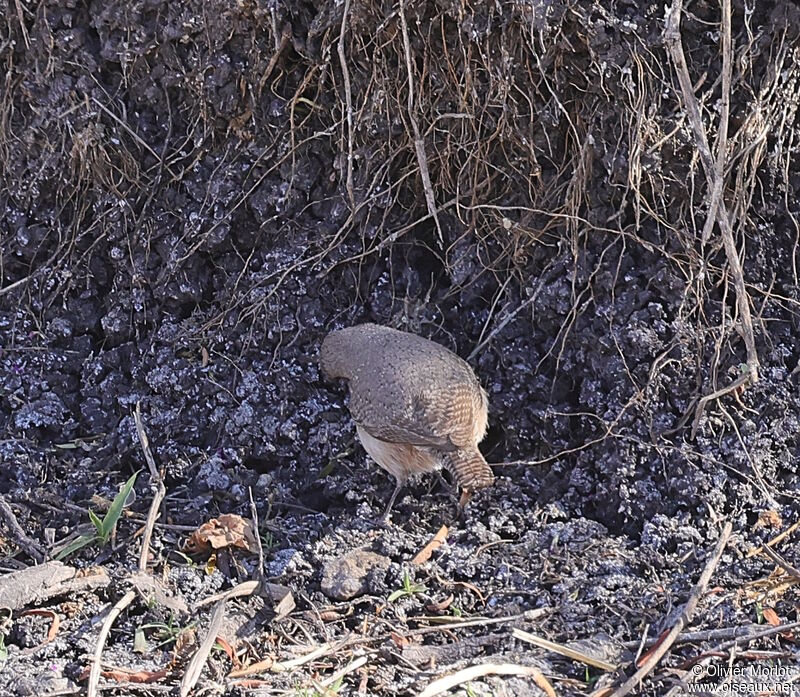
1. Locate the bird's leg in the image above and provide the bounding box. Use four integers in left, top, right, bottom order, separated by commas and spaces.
453, 489, 473, 521
379, 479, 404, 524
434, 470, 458, 499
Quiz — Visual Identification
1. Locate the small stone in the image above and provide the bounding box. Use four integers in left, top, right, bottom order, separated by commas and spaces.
320, 549, 390, 601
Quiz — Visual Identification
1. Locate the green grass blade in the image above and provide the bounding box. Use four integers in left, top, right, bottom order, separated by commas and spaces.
54, 533, 97, 560
100, 471, 138, 539
88, 509, 103, 534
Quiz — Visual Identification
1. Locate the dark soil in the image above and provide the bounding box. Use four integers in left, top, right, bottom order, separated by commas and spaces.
1, 0, 799, 694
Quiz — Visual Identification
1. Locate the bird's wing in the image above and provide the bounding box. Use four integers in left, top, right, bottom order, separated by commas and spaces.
413, 383, 479, 449
356, 421, 457, 450
351, 383, 476, 450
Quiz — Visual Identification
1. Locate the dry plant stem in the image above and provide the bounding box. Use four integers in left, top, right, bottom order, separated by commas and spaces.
90, 97, 179, 181
195, 579, 294, 611
249, 487, 266, 589
418, 663, 554, 697
87, 405, 165, 695
197, 580, 260, 607
512, 628, 617, 671
608, 521, 733, 697
14, 0, 30, 49
718, 402, 781, 502
0, 494, 45, 563
87, 589, 136, 697
258, 26, 290, 96
398, 0, 443, 246
746, 520, 800, 558
664, 0, 759, 384
716, 619, 800, 652
230, 642, 342, 680
0, 275, 29, 298
622, 621, 800, 649
318, 655, 368, 688
134, 401, 166, 572
180, 598, 226, 697
700, 0, 731, 243
664, 620, 800, 697
759, 544, 800, 580
337, 0, 355, 207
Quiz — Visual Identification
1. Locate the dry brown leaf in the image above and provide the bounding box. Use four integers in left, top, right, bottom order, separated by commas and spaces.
78, 666, 171, 684
390, 631, 410, 648
215, 635, 241, 668
319, 608, 350, 622
228, 656, 275, 678
755, 510, 783, 530
412, 525, 449, 565
425, 594, 454, 613
184, 514, 258, 555
532, 670, 557, 697
762, 607, 781, 626
103, 667, 171, 683
172, 626, 198, 665
636, 629, 670, 668
19, 608, 60, 643
230, 679, 271, 688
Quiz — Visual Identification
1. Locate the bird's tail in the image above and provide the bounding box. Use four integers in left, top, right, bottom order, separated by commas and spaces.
442, 448, 494, 491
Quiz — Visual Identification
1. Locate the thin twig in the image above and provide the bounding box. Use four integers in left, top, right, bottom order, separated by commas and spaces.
665, 620, 800, 696
86, 403, 163, 695
228, 641, 336, 679
180, 598, 227, 697
14, 0, 29, 49
746, 520, 800, 558
690, 371, 750, 439
621, 623, 788, 649
608, 521, 733, 697
0, 494, 45, 563
249, 486, 266, 588
418, 663, 554, 697
759, 544, 800, 580
398, 0, 443, 246
87, 589, 136, 697
716, 619, 800, 652
133, 402, 166, 572
196, 579, 295, 620
469, 264, 562, 360
700, 0, 731, 243
664, 0, 759, 384
318, 655, 368, 688
0, 276, 30, 298
90, 97, 180, 181
512, 628, 617, 671
197, 580, 260, 607
337, 0, 355, 207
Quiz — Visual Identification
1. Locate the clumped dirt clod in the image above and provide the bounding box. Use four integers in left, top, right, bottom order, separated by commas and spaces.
1, 0, 800, 694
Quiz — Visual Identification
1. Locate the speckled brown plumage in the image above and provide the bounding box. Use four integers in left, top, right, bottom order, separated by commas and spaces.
320, 323, 494, 517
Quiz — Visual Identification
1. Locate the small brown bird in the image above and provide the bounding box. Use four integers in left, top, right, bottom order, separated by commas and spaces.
320, 323, 494, 519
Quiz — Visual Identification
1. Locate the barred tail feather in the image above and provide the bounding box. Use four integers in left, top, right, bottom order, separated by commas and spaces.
443, 448, 494, 491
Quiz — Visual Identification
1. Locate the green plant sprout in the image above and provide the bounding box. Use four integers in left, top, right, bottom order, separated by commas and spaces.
388, 569, 426, 602
55, 472, 138, 560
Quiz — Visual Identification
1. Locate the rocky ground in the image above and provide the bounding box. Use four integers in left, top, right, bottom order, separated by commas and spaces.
1, 0, 799, 694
